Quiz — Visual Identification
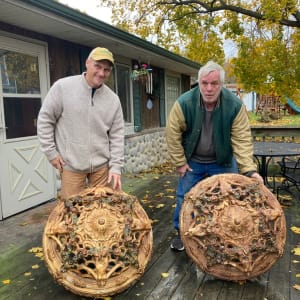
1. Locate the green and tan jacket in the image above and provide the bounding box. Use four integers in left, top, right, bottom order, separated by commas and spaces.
166, 86, 257, 174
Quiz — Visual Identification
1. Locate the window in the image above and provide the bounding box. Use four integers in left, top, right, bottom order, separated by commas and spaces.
106, 64, 132, 123
166, 75, 180, 117
0, 49, 42, 139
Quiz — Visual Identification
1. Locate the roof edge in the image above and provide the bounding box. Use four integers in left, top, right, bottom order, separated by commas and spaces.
20, 0, 200, 69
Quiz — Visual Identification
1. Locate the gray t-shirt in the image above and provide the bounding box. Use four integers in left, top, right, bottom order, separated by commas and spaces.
191, 110, 216, 163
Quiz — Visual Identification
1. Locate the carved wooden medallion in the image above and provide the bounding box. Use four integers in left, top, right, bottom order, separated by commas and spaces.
43, 187, 152, 297
180, 174, 286, 281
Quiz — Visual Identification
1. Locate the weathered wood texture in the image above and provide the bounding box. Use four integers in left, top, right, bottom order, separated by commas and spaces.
0, 172, 299, 300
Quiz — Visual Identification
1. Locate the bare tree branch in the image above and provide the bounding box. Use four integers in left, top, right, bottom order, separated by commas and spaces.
156, 0, 300, 28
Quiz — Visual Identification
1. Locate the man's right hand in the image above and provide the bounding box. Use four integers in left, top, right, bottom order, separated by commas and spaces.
176, 163, 193, 177
50, 155, 65, 172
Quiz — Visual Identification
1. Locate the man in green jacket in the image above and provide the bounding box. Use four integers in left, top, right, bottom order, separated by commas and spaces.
166, 61, 263, 251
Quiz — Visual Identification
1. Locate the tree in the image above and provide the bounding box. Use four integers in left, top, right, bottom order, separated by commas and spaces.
101, 0, 300, 103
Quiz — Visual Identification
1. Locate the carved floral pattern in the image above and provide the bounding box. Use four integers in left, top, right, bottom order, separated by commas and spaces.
180, 174, 286, 281
43, 187, 152, 298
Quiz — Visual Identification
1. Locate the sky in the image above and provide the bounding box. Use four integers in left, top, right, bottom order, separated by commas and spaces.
58, 0, 112, 24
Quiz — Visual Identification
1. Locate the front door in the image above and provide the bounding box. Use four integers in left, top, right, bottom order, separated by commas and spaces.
0, 36, 55, 219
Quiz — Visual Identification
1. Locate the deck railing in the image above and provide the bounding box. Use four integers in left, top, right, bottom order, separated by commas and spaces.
251, 126, 300, 143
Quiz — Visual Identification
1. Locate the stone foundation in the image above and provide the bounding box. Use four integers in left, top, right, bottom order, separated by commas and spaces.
55, 128, 169, 189
124, 128, 169, 173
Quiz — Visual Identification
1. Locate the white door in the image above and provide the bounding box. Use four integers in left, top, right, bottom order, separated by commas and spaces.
0, 36, 55, 219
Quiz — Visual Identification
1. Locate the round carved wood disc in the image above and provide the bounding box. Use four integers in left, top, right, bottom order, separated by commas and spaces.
43, 187, 153, 298
180, 173, 286, 281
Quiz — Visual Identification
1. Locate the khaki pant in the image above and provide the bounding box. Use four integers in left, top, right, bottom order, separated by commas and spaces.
60, 165, 110, 199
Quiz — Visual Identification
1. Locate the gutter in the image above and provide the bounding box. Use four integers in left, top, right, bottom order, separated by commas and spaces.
18, 0, 201, 69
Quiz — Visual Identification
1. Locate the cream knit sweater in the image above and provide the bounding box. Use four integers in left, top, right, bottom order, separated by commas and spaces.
37, 73, 124, 174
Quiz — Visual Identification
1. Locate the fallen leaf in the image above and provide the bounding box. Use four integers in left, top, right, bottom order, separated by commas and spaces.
161, 272, 169, 278
293, 284, 300, 290
156, 204, 165, 208
31, 264, 39, 269
166, 195, 175, 199
24, 272, 32, 277
291, 226, 300, 234
2, 279, 11, 285
292, 247, 300, 256
292, 260, 300, 263
155, 193, 164, 197
35, 252, 44, 259
151, 219, 159, 224
165, 189, 175, 193
19, 222, 29, 226
296, 274, 300, 277
29, 247, 43, 253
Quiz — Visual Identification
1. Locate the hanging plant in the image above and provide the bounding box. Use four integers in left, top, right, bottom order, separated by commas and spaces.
131, 63, 152, 82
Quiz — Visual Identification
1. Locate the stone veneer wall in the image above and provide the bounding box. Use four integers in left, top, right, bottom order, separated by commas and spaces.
55, 128, 169, 190
124, 128, 169, 173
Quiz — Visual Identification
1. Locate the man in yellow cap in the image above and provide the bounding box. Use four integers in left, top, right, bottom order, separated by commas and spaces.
37, 47, 124, 199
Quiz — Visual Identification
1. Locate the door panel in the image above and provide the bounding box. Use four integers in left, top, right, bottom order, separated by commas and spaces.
0, 139, 55, 218
0, 36, 55, 219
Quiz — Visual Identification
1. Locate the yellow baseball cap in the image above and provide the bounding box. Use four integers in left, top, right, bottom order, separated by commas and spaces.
88, 47, 114, 65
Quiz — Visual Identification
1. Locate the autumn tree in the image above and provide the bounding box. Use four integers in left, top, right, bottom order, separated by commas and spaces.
101, 0, 300, 104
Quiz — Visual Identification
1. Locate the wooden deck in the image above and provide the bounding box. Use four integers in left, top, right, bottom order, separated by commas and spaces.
0, 170, 300, 300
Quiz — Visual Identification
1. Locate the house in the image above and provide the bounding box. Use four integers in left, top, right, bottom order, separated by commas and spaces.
0, 0, 200, 219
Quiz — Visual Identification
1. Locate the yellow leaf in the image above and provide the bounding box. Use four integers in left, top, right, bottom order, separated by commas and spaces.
172, 204, 176, 208
166, 195, 175, 199
156, 204, 165, 208
24, 272, 32, 277
152, 219, 159, 223
165, 189, 175, 193
155, 193, 164, 197
2, 279, 11, 285
292, 260, 300, 263
153, 176, 160, 180
19, 222, 28, 226
28, 247, 43, 253
291, 226, 300, 234
293, 284, 300, 290
35, 252, 44, 259
296, 274, 300, 277
292, 247, 300, 256
161, 272, 169, 278
31, 264, 39, 269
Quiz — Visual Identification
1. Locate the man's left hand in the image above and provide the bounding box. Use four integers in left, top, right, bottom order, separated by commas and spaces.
108, 173, 122, 191
250, 172, 264, 184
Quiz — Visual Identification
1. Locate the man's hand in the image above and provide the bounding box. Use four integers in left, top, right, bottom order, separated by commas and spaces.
108, 173, 122, 191
50, 155, 65, 172
250, 172, 264, 184
176, 163, 193, 177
